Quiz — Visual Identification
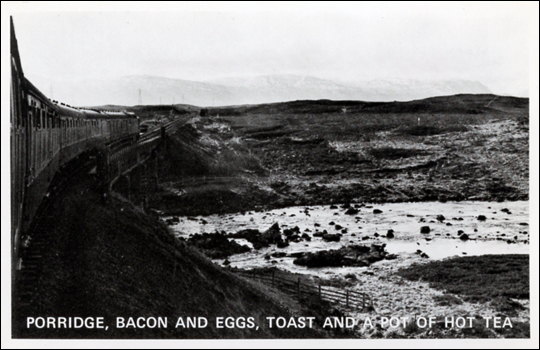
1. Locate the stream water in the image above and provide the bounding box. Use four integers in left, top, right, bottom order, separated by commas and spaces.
167, 200, 529, 272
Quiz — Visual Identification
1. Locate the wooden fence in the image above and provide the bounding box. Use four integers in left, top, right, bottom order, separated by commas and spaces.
234, 269, 373, 311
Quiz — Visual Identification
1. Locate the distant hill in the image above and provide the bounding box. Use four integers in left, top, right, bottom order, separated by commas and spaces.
30, 74, 492, 107
204, 94, 529, 117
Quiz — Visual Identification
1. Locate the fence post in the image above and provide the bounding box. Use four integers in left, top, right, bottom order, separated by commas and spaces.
272, 270, 275, 287
346, 290, 349, 307
362, 293, 366, 310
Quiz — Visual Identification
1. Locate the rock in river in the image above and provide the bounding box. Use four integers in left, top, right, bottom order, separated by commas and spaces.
322, 234, 342, 242
345, 207, 359, 215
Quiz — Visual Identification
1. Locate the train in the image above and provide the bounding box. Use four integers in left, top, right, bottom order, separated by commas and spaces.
10, 17, 141, 262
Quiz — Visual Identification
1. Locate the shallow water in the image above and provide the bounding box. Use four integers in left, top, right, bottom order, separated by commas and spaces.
168, 201, 529, 272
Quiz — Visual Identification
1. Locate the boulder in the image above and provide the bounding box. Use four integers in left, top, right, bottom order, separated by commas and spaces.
293, 249, 345, 267
420, 226, 431, 234
370, 243, 386, 252
345, 208, 359, 215
322, 234, 341, 242
459, 233, 469, 241
386, 229, 395, 239
283, 228, 294, 237
188, 233, 251, 259
436, 215, 445, 222
373, 209, 383, 214
262, 223, 281, 244
477, 215, 487, 221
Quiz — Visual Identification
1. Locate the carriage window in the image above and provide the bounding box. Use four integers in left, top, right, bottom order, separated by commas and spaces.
34, 108, 40, 129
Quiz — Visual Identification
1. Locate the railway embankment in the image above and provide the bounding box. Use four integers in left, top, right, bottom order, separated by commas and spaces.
13, 169, 325, 338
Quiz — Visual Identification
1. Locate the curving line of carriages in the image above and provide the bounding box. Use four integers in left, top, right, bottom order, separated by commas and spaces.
10, 17, 142, 265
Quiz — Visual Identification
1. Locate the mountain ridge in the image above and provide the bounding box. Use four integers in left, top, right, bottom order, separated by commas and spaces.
30, 73, 493, 107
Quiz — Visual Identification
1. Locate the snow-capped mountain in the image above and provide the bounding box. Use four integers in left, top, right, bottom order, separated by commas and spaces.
29, 74, 491, 107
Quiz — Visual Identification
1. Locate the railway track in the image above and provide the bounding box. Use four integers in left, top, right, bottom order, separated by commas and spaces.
14, 116, 191, 313
15, 155, 96, 310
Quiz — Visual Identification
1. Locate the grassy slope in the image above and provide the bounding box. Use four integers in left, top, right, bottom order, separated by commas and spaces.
14, 181, 323, 339
396, 254, 529, 302
395, 254, 530, 338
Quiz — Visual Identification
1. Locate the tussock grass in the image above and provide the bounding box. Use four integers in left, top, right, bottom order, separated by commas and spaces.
397, 255, 529, 303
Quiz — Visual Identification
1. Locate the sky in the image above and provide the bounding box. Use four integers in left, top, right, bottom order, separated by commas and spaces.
5, 2, 537, 97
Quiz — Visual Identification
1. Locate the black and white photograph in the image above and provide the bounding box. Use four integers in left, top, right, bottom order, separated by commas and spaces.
2, 2, 538, 347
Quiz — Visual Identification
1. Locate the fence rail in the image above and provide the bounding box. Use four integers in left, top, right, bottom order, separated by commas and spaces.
233, 269, 373, 311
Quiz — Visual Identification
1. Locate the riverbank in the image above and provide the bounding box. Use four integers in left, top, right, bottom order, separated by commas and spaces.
166, 200, 530, 338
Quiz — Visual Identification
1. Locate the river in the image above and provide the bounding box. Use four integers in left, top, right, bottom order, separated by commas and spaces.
167, 200, 529, 272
